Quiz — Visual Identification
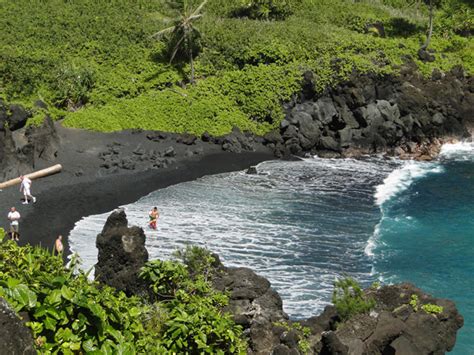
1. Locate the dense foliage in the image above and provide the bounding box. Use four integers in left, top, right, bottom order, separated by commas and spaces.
0, 0, 472, 135
0, 238, 246, 354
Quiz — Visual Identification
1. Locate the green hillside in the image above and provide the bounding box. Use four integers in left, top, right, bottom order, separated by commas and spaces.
1, 0, 472, 135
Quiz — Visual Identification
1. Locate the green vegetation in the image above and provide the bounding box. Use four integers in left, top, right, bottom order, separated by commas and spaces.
421, 303, 444, 314
1, 0, 472, 135
0, 241, 246, 354
273, 321, 312, 354
409, 294, 444, 314
410, 293, 420, 311
332, 277, 376, 321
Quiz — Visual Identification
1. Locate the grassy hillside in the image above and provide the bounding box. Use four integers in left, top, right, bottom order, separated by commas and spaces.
1, 0, 472, 135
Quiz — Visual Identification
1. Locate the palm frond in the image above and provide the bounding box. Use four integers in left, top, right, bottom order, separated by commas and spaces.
191, 0, 208, 17
150, 26, 175, 39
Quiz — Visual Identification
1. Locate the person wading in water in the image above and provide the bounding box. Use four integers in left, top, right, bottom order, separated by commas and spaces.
149, 207, 160, 230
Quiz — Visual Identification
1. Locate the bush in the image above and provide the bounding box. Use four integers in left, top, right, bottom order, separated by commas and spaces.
140, 254, 247, 354
232, 0, 302, 20
52, 63, 94, 109
1, 0, 472, 135
332, 277, 376, 322
173, 245, 217, 279
0, 240, 247, 354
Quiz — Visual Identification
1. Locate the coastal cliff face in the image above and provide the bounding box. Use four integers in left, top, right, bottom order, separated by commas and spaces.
0, 99, 59, 181
1, 65, 472, 184
265, 64, 474, 160
94, 211, 464, 355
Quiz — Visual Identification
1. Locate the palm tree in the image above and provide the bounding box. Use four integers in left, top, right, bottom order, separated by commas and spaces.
151, 0, 207, 84
421, 0, 434, 50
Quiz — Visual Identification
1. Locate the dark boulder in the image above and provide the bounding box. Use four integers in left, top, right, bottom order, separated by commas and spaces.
163, 146, 176, 157
221, 127, 255, 153
0, 297, 36, 354
0, 126, 34, 181
313, 98, 338, 125
95, 209, 149, 296
176, 133, 197, 145
263, 130, 283, 145
212, 266, 288, 354
7, 104, 30, 131
324, 283, 464, 354
418, 48, 436, 62
25, 115, 60, 162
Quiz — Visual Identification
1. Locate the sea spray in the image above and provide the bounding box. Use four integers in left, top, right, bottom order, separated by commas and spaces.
370, 141, 474, 354
69, 156, 395, 318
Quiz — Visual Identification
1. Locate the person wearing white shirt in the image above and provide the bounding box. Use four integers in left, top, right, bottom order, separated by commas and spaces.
20, 175, 36, 204
7, 207, 21, 241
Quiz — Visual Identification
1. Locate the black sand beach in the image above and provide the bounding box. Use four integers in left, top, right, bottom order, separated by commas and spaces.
0, 123, 273, 256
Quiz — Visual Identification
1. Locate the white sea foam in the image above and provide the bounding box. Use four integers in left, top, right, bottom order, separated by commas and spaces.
439, 141, 474, 161
374, 160, 443, 207
69, 157, 396, 318
367, 140, 472, 260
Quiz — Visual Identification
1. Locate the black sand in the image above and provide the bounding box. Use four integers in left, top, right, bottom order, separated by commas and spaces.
0, 124, 273, 256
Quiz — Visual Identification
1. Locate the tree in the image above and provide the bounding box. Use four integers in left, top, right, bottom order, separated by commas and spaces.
421, 0, 435, 50
421, 0, 445, 50
151, 0, 207, 84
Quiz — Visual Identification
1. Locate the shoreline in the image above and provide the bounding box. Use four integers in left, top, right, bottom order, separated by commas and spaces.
0, 150, 274, 258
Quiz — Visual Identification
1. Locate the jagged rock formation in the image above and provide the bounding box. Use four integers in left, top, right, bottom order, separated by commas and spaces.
0, 100, 60, 181
0, 297, 36, 355
0, 125, 34, 181
213, 266, 289, 354
95, 209, 148, 296
95, 203, 464, 355
266, 63, 474, 159
26, 116, 60, 162
313, 283, 464, 355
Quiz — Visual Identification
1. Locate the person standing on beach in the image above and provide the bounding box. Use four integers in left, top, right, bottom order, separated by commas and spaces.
149, 207, 160, 230
20, 175, 36, 204
55, 235, 64, 254
7, 207, 20, 241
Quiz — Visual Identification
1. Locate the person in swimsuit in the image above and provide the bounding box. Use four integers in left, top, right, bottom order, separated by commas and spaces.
55, 235, 64, 255
149, 207, 159, 230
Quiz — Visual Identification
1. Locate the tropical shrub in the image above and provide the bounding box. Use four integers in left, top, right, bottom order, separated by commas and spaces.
140, 257, 247, 354
332, 277, 376, 322
0, 240, 247, 354
1, 0, 472, 134
232, 0, 302, 20
173, 244, 217, 279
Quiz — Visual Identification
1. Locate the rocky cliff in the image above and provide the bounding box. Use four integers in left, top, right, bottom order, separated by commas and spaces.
95, 211, 464, 354
264, 63, 474, 160
0, 99, 59, 181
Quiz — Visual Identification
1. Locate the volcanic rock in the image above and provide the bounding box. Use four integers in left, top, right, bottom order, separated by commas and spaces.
95, 209, 148, 296
0, 297, 36, 354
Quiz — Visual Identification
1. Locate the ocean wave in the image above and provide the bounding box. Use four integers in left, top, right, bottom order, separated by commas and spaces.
374, 160, 443, 207
69, 157, 394, 318
439, 141, 474, 161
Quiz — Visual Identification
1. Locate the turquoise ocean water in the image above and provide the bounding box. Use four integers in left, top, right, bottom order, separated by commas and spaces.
370, 142, 474, 354
70, 142, 473, 353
